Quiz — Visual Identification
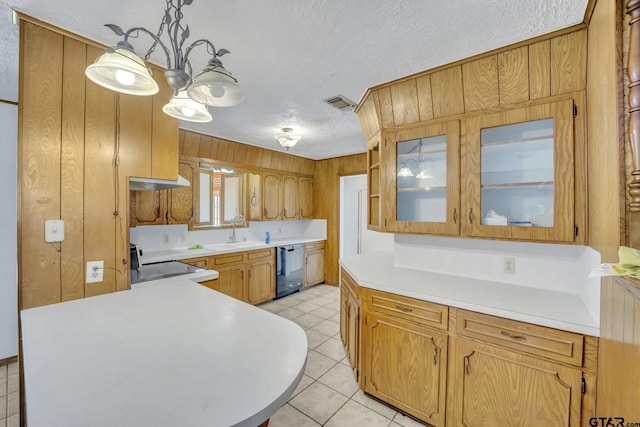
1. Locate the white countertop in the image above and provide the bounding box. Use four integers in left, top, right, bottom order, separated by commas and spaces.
21, 279, 308, 427
340, 251, 599, 337
140, 236, 325, 265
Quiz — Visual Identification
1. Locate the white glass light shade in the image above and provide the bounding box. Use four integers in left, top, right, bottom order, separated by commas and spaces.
162, 90, 212, 123
188, 64, 245, 107
85, 47, 159, 96
397, 163, 414, 177
274, 128, 301, 150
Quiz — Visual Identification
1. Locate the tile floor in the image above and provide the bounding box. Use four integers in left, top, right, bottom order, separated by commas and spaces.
258, 284, 427, 427
0, 360, 19, 427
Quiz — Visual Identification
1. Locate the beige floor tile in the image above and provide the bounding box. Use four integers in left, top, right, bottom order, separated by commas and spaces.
339, 356, 350, 367
0, 366, 5, 382
0, 396, 6, 419
6, 365, 17, 377
276, 297, 303, 307
295, 301, 321, 313
0, 417, 6, 427
310, 319, 340, 337
293, 313, 324, 329
290, 375, 314, 399
289, 381, 349, 425
351, 389, 398, 420
258, 301, 287, 314
6, 393, 18, 417
309, 306, 339, 319
317, 363, 359, 398
277, 307, 305, 320
0, 377, 6, 398
315, 338, 347, 361
312, 296, 334, 307
329, 313, 341, 324
393, 412, 429, 426
269, 403, 320, 427
6, 376, 17, 395
325, 400, 392, 427
304, 350, 337, 379
389, 423, 403, 427
6, 414, 17, 427
302, 287, 326, 296
305, 329, 331, 349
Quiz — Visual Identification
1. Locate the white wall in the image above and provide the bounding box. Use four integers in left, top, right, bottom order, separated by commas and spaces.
0, 102, 18, 359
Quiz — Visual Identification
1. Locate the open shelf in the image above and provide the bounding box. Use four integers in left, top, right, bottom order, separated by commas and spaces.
482, 181, 553, 189
397, 186, 447, 192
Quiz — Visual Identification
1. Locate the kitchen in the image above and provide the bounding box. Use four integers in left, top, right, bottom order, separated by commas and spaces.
1, 0, 638, 426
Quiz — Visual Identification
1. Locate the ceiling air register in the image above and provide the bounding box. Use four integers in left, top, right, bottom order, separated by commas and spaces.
84, 0, 244, 123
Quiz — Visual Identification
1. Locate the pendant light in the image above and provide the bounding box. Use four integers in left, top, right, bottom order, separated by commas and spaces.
162, 90, 212, 123
187, 60, 245, 107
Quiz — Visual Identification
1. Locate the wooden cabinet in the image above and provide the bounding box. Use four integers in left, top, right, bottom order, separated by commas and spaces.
366, 134, 382, 231
185, 248, 275, 304
340, 269, 361, 381
248, 172, 262, 221
361, 289, 448, 426
282, 175, 300, 220
130, 160, 196, 227
462, 98, 580, 243
448, 338, 582, 427
303, 241, 325, 287
347, 280, 597, 427
382, 120, 460, 235
299, 177, 313, 219
262, 172, 282, 220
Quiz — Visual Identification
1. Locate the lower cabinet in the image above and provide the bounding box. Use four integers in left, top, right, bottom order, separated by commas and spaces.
448, 338, 582, 427
339, 267, 598, 427
184, 248, 275, 304
363, 312, 448, 426
304, 241, 325, 287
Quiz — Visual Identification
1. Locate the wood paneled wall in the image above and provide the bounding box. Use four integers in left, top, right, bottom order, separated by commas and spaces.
356, 27, 587, 140
18, 17, 178, 309
179, 129, 316, 176
313, 154, 367, 285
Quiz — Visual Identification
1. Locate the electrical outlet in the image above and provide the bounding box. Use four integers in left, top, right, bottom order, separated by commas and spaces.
86, 261, 104, 283
503, 257, 515, 274
180, 232, 187, 243
163, 234, 170, 243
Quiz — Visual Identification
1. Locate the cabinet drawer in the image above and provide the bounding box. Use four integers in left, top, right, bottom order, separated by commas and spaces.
212, 253, 245, 266
304, 240, 325, 251
341, 269, 359, 298
182, 257, 209, 268
247, 248, 273, 261
455, 309, 584, 366
366, 289, 448, 331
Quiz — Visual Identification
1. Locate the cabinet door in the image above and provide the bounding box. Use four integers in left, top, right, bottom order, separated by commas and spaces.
262, 173, 282, 220
304, 250, 325, 287
362, 312, 448, 426
299, 177, 313, 219
462, 99, 575, 242
340, 286, 349, 346
167, 160, 195, 224
131, 190, 167, 226
282, 175, 300, 220
382, 120, 460, 235
448, 338, 582, 427
347, 292, 360, 381
247, 260, 275, 304
367, 134, 382, 231
248, 172, 262, 221
212, 264, 245, 301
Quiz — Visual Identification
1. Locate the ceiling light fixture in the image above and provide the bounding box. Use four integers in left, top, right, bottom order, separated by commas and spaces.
275, 128, 302, 150
84, 0, 244, 123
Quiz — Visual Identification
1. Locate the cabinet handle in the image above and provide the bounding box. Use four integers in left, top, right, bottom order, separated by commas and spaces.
300, 209, 303, 217
395, 305, 412, 313
283, 208, 287, 217
433, 344, 439, 365
500, 330, 527, 341
468, 208, 473, 224
464, 355, 470, 375
241, 270, 244, 280
453, 208, 457, 224
248, 270, 252, 279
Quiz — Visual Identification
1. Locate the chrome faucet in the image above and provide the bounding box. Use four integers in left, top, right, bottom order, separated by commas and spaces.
230, 214, 246, 243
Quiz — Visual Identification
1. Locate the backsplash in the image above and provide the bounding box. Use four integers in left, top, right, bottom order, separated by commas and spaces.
393, 234, 601, 324
130, 219, 327, 251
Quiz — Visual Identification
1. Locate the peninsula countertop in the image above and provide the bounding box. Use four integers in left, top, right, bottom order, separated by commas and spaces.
340, 251, 599, 336
21, 279, 308, 427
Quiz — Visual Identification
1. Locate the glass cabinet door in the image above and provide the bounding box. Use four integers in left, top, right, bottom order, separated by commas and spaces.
463, 99, 575, 242
383, 120, 460, 235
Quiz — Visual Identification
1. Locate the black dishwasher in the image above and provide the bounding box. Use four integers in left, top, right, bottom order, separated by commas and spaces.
275, 244, 303, 299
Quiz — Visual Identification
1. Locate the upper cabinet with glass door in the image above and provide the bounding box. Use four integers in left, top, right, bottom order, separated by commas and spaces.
382, 120, 460, 235
462, 99, 576, 242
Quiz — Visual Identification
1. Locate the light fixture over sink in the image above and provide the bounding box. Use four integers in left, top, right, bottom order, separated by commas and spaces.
275, 128, 302, 150
84, 0, 244, 123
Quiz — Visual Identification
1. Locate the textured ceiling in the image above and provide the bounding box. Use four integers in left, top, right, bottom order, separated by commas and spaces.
0, 0, 588, 159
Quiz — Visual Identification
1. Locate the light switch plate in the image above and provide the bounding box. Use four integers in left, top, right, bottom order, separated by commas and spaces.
45, 220, 64, 242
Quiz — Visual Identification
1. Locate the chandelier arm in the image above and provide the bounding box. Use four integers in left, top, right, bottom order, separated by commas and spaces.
124, 27, 173, 69
168, 0, 185, 69
184, 39, 223, 66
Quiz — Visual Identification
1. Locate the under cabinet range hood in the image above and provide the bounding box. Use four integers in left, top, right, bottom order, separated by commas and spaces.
129, 175, 190, 191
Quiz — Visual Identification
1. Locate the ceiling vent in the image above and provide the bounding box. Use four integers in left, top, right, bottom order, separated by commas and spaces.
323, 95, 356, 111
